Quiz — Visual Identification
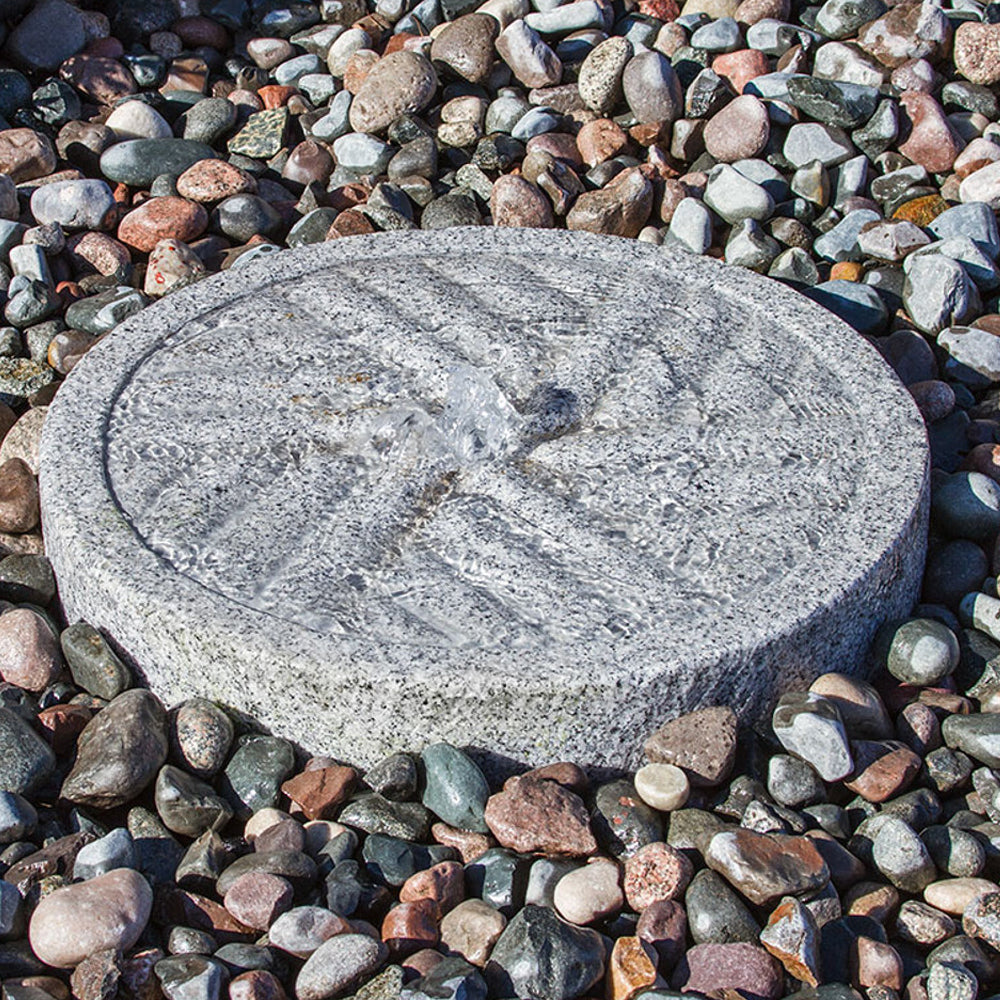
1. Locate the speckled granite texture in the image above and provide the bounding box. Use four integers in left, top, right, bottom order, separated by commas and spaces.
39, 229, 929, 771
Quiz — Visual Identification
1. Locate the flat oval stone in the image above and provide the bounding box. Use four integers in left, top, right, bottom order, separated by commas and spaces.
39, 230, 928, 772
99, 139, 218, 187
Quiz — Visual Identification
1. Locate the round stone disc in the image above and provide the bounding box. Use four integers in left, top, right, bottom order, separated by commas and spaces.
40, 230, 928, 771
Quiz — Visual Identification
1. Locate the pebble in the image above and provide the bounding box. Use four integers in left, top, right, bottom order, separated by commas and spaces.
28, 869, 152, 969
430, 15, 499, 84
495, 21, 562, 89
0, 129, 56, 182
269, 906, 350, 957
704, 830, 830, 905
118, 196, 208, 253
703, 94, 770, 161
566, 166, 652, 238
485, 904, 604, 999
872, 816, 937, 892
877, 618, 959, 686
0, 706, 54, 793
483, 771, 595, 855
955, 21, 1000, 86
61, 689, 169, 809
224, 872, 293, 932
772, 691, 853, 781
634, 762, 690, 812
643, 706, 737, 786
29, 180, 115, 231
623, 842, 694, 910
100, 138, 217, 187
420, 743, 489, 834
673, 942, 783, 999
0, 458, 39, 532
703, 163, 775, 223
105, 101, 172, 141
349, 52, 437, 134
155, 764, 233, 838
438, 899, 506, 966
0, 608, 60, 692
295, 934, 387, 1000
145, 238, 207, 296
221, 735, 295, 818
73, 828, 136, 881
578, 37, 632, 114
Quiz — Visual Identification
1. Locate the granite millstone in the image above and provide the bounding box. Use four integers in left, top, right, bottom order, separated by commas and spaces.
39, 229, 928, 771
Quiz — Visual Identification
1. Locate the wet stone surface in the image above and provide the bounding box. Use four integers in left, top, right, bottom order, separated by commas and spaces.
40, 228, 927, 771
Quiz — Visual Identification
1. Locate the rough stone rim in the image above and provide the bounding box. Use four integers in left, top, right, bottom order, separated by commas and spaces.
39, 229, 929, 767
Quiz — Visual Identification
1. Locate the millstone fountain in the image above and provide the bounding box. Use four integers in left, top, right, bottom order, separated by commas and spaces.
39, 229, 928, 771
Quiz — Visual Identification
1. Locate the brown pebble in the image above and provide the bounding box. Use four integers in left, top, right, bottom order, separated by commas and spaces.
254, 820, 305, 855
431, 822, 494, 863
844, 881, 900, 922
280, 766, 356, 821
381, 898, 439, 957
703, 94, 769, 162
0, 607, 60, 691
852, 936, 904, 990
70, 949, 121, 1000
223, 872, 293, 932
48, 331, 94, 375
438, 898, 506, 967
325, 210, 376, 239
636, 899, 687, 968
484, 773, 597, 856
230, 970, 287, 1000
489, 174, 554, 228
644, 706, 738, 786
177, 160, 257, 203
37, 704, 92, 754
118, 197, 208, 253
402, 948, 443, 980
898, 92, 964, 175
844, 740, 922, 803
0, 129, 56, 183
60, 55, 137, 104
173, 16, 229, 50
0, 458, 39, 534
399, 861, 464, 917
607, 936, 663, 1000
712, 49, 769, 94
576, 118, 629, 167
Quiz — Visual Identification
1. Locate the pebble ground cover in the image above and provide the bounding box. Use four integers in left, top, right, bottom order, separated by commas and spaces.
0, 0, 998, 996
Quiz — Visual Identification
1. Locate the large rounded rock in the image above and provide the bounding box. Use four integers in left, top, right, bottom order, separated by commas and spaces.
28, 868, 152, 968
348, 52, 437, 135
61, 689, 169, 808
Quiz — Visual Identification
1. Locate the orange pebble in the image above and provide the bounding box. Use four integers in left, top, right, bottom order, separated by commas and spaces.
830, 261, 864, 281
